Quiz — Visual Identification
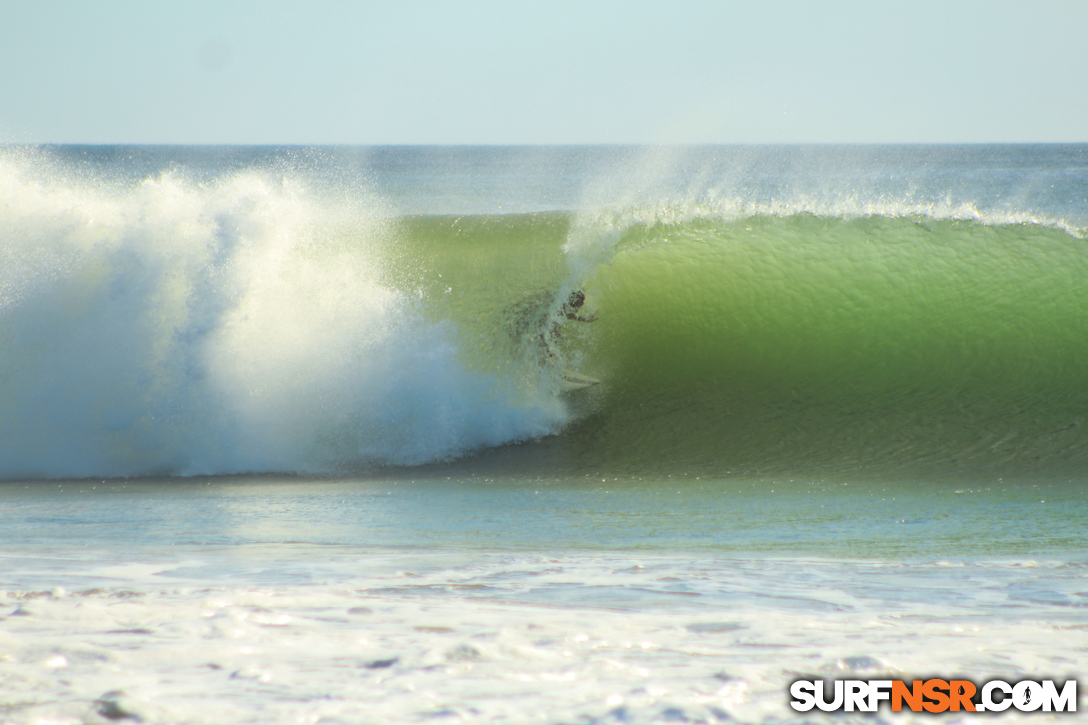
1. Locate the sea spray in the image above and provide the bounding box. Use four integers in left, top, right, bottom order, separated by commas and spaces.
0, 152, 566, 479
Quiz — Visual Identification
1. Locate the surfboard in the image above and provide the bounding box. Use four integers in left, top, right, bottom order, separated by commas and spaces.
560, 369, 600, 391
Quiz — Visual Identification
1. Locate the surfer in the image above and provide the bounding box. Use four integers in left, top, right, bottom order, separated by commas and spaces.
560, 290, 597, 323
543, 290, 600, 390
539, 290, 595, 361
502, 288, 596, 364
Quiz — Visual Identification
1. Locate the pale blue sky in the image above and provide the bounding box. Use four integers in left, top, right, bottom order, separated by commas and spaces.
1, 0, 1086, 144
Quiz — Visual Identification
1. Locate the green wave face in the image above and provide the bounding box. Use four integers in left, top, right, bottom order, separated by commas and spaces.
407, 212, 1088, 477
389, 213, 574, 388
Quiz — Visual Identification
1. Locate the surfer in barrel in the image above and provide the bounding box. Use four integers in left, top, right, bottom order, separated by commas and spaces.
503, 288, 597, 365
560, 290, 597, 323
539, 289, 596, 361
548, 290, 600, 389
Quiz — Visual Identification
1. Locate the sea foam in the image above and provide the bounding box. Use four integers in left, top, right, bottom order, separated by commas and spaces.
0, 151, 564, 479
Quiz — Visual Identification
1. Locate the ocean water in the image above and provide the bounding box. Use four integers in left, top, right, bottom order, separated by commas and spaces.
1, 144, 1087, 723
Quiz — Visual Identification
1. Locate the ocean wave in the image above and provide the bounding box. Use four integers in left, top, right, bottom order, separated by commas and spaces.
553, 212, 1088, 476
4, 147, 1088, 479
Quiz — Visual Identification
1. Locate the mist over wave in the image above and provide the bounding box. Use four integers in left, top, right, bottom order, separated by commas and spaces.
2, 144, 1087, 480
0, 150, 564, 479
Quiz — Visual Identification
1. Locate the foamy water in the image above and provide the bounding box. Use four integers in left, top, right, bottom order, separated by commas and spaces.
0, 149, 566, 479
1, 474, 1085, 723
3, 546, 1085, 724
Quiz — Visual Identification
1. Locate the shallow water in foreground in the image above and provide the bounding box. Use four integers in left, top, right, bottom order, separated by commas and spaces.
1, 475, 1086, 724
3, 474, 1086, 557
